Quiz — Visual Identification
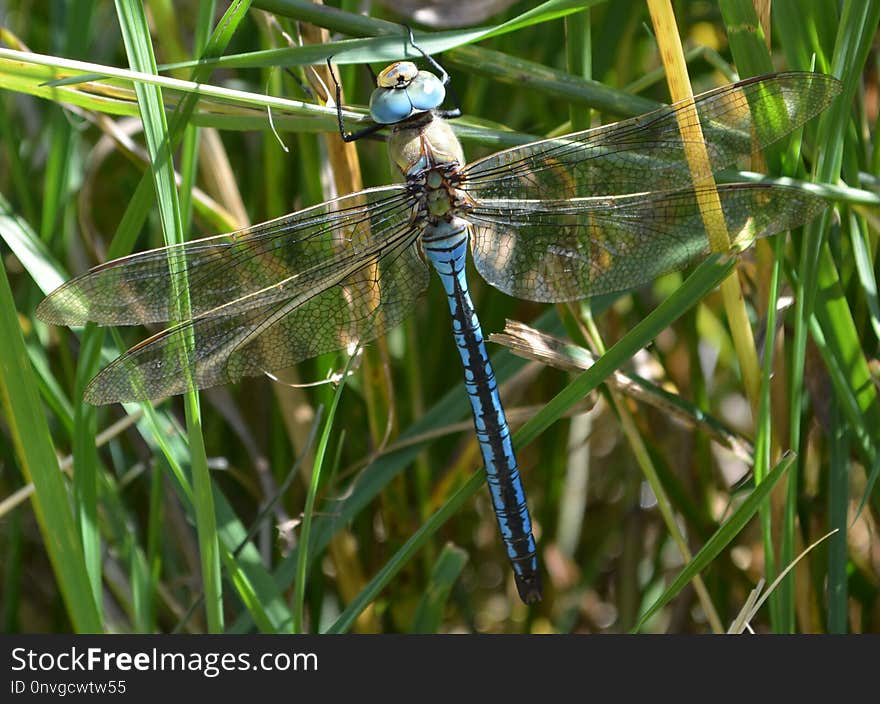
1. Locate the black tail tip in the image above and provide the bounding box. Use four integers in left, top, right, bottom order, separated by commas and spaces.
515, 574, 543, 604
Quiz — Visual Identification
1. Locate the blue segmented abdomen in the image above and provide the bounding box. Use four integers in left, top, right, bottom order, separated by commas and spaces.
423, 220, 542, 604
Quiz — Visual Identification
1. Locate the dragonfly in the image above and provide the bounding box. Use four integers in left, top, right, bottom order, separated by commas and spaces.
38, 51, 840, 603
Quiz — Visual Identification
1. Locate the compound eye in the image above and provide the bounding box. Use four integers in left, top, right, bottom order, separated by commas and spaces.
369, 86, 414, 124
376, 61, 418, 88
407, 71, 445, 111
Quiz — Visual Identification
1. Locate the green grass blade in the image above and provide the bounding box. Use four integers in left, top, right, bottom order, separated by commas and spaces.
516, 255, 735, 448
114, 0, 222, 632
133, 398, 292, 633
254, 0, 603, 43
71, 327, 103, 616
0, 224, 101, 633
409, 545, 469, 634
826, 398, 849, 633
633, 453, 795, 632
324, 470, 483, 634
719, 0, 793, 631
39, 1, 97, 244
293, 355, 357, 633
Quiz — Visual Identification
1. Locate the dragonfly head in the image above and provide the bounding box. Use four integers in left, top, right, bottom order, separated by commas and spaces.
369, 61, 446, 125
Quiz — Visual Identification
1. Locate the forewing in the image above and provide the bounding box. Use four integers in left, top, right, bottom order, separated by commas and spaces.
461, 73, 840, 200
83, 234, 428, 404
470, 184, 828, 302
37, 186, 417, 325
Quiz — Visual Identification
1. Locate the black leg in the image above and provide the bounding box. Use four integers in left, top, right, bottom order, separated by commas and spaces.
403, 24, 449, 84
402, 24, 462, 120
326, 57, 384, 143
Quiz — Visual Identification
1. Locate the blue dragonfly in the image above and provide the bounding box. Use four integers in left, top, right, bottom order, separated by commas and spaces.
38, 54, 840, 603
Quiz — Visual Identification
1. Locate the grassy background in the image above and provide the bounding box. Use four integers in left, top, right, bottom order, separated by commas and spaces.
1, 0, 878, 633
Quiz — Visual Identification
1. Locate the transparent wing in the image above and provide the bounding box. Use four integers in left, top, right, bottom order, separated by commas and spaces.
470, 183, 827, 302
83, 234, 428, 404
37, 186, 417, 325
461, 73, 840, 200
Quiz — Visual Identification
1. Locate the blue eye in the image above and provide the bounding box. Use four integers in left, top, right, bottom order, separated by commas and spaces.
369, 87, 413, 124
407, 71, 446, 111
369, 67, 447, 124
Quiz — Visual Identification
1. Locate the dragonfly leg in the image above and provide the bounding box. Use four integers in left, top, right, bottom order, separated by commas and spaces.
326, 57, 385, 143
402, 24, 462, 120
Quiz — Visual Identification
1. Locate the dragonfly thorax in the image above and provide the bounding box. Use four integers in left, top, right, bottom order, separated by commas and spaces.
386, 111, 471, 227
387, 111, 465, 177
406, 162, 472, 226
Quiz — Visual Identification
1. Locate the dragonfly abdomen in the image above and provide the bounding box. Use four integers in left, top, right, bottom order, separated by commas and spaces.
423, 222, 542, 604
